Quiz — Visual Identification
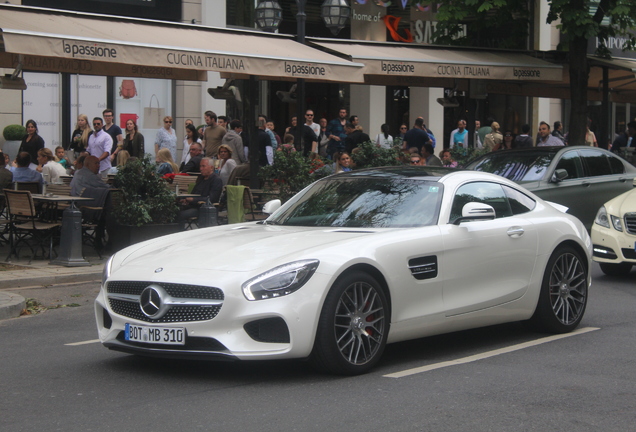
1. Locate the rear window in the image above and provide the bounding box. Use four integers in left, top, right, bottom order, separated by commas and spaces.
580, 149, 612, 177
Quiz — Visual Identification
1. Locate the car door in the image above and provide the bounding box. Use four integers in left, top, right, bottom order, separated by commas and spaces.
441, 181, 538, 317
534, 149, 586, 220
579, 149, 634, 225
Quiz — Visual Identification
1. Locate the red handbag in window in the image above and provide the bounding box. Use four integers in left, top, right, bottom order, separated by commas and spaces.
119, 80, 137, 99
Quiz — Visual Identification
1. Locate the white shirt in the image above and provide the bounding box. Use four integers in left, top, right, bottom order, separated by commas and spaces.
41, 160, 67, 184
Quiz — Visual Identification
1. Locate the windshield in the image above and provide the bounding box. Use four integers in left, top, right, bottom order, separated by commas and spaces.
467, 151, 557, 182
268, 176, 443, 228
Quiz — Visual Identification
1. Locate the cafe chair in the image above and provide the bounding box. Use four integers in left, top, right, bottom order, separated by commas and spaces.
3, 189, 61, 262
219, 185, 265, 224
78, 187, 110, 258
174, 174, 198, 194
13, 181, 41, 194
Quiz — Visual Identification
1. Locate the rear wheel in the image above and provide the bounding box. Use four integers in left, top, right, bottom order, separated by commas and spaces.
529, 246, 588, 333
599, 262, 632, 276
311, 271, 389, 375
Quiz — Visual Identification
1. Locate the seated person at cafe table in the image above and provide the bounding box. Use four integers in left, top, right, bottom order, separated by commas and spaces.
179, 142, 203, 173
13, 152, 44, 184
177, 157, 223, 230
70, 155, 111, 196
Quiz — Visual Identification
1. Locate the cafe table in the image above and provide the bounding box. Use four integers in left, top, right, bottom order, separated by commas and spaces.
31, 193, 94, 267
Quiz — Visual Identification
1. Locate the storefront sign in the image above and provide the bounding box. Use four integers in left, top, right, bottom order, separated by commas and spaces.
588, 33, 636, 59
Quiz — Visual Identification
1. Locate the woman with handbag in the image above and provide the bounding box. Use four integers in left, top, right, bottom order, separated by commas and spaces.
155, 116, 177, 161
123, 119, 145, 158
19, 119, 45, 163
70, 114, 92, 155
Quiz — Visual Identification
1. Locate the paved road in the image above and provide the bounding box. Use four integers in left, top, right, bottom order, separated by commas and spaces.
1, 264, 635, 432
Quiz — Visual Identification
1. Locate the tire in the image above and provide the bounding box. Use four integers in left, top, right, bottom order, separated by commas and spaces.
599, 262, 633, 276
311, 271, 389, 375
529, 246, 588, 333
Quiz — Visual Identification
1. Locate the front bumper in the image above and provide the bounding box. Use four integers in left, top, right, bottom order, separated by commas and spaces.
591, 224, 636, 264
95, 268, 332, 361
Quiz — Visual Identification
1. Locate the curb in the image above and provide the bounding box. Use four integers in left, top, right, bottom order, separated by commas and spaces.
0, 271, 102, 290
0, 292, 26, 321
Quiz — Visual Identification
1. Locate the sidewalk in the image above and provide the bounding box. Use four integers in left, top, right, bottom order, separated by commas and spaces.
0, 244, 106, 320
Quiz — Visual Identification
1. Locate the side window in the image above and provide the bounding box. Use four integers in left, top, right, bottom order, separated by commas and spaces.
555, 151, 583, 180
502, 185, 536, 215
608, 154, 626, 174
450, 182, 513, 223
580, 149, 612, 177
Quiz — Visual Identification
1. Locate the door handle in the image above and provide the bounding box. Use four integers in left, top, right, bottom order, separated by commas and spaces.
618, 177, 627, 183
507, 227, 524, 238
581, 181, 590, 187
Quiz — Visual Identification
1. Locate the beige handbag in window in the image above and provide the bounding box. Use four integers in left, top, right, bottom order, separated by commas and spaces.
143, 94, 165, 129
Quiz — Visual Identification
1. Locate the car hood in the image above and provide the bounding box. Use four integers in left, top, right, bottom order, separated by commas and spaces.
604, 188, 636, 215
116, 223, 381, 272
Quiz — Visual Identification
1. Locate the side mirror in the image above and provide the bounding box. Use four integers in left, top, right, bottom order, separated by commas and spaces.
262, 199, 282, 215
551, 168, 568, 183
453, 202, 496, 225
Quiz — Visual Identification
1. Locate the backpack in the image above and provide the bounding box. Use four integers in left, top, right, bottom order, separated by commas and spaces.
119, 80, 137, 99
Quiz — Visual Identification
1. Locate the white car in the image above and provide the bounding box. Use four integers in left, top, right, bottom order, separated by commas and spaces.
96, 167, 592, 375
591, 188, 636, 275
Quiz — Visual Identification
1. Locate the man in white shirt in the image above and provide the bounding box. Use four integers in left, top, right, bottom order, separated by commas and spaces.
87, 117, 112, 175
537, 121, 565, 147
305, 110, 320, 136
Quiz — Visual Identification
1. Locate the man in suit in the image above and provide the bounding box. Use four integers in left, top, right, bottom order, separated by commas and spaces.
180, 142, 204, 173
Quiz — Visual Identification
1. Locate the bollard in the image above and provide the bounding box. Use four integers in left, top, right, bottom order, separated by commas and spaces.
50, 203, 91, 267
197, 199, 218, 228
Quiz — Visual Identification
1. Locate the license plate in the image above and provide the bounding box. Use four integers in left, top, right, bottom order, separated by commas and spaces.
125, 323, 185, 345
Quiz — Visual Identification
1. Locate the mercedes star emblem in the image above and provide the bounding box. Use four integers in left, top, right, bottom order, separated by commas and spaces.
139, 285, 168, 319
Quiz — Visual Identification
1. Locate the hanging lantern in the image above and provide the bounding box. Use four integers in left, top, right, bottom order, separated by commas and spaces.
255, 0, 283, 32
321, 0, 351, 36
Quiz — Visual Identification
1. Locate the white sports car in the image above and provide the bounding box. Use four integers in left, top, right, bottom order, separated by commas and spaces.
96, 167, 592, 375
591, 187, 636, 275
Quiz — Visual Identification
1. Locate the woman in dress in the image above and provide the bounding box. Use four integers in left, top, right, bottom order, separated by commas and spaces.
19, 119, 45, 163
217, 144, 237, 186
156, 148, 179, 176
123, 119, 145, 158
70, 114, 92, 155
155, 116, 177, 161
375, 124, 393, 149
36, 148, 66, 184
334, 152, 352, 173
585, 123, 598, 147
180, 124, 201, 168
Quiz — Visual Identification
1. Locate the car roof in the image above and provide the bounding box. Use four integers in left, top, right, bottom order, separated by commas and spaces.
466, 145, 633, 167
331, 166, 457, 181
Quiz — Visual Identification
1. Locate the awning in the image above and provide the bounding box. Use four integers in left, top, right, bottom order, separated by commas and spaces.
312, 40, 563, 85
0, 4, 364, 83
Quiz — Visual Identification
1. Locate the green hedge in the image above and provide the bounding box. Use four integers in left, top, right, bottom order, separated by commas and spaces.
2, 124, 26, 141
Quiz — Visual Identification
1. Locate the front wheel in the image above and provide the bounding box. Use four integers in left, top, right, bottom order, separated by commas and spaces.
311, 271, 389, 375
599, 262, 632, 276
529, 246, 588, 333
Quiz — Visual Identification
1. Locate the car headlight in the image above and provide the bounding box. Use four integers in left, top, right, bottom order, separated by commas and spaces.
242, 259, 319, 301
594, 206, 610, 228
102, 255, 114, 286
610, 215, 623, 232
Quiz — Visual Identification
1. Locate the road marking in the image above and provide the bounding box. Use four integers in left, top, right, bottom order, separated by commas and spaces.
65, 339, 101, 346
384, 327, 600, 378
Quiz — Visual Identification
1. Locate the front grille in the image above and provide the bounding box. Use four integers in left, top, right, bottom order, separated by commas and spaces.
625, 213, 636, 235
115, 331, 228, 351
107, 281, 224, 300
621, 248, 636, 259
244, 317, 290, 343
107, 281, 224, 323
109, 299, 221, 323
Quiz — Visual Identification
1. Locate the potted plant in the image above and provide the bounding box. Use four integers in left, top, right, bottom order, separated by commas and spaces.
110, 155, 180, 250
2, 124, 26, 162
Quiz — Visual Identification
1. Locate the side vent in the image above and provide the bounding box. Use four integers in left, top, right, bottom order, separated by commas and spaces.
408, 256, 438, 280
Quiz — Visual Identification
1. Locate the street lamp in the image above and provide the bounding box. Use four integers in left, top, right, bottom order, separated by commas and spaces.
255, 1, 283, 33
255, 0, 351, 148
321, 0, 351, 36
